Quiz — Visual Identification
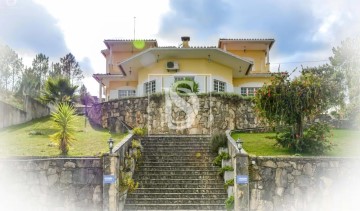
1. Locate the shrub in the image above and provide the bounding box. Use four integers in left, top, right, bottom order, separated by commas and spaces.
225, 196, 234, 211
276, 123, 333, 154
213, 152, 231, 167
120, 175, 139, 193
218, 166, 234, 177
50, 103, 77, 155
132, 127, 147, 137
131, 139, 142, 149
132, 148, 142, 161
224, 179, 234, 190
211, 133, 228, 153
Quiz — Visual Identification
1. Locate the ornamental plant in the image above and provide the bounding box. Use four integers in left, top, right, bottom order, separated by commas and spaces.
50, 103, 77, 155
254, 65, 344, 154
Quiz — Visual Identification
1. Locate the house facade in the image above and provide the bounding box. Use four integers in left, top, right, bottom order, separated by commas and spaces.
93, 37, 275, 102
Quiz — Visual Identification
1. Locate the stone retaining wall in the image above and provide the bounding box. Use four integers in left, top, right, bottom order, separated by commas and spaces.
249, 156, 359, 211
0, 95, 50, 129
0, 157, 103, 211
89, 94, 261, 135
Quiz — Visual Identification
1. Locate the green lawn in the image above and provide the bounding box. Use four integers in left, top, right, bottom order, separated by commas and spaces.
0, 116, 126, 157
232, 129, 360, 157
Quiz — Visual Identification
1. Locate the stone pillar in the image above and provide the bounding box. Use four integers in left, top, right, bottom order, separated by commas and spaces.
103, 154, 118, 211
234, 151, 250, 211
99, 81, 103, 103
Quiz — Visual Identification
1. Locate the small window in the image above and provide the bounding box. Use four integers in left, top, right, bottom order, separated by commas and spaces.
174, 76, 195, 82
118, 90, 136, 98
144, 80, 156, 94
240, 87, 260, 96
213, 79, 226, 92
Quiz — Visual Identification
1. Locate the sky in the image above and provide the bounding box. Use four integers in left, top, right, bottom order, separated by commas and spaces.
1, 0, 359, 95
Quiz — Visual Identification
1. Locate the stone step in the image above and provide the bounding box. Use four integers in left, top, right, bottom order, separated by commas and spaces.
136, 178, 222, 184
143, 148, 213, 153
142, 151, 214, 156
126, 198, 226, 204
126, 193, 228, 199
133, 174, 222, 180
138, 166, 218, 171
134, 188, 225, 194
138, 183, 224, 189
140, 162, 215, 167
142, 155, 214, 162
135, 170, 219, 176
123, 203, 226, 210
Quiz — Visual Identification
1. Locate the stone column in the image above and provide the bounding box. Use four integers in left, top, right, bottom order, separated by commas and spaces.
103, 154, 119, 211
99, 81, 103, 103
234, 151, 250, 211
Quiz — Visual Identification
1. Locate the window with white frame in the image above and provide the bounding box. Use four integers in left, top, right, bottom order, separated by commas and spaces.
118, 90, 136, 98
240, 87, 260, 96
213, 79, 226, 92
144, 80, 156, 94
174, 76, 195, 82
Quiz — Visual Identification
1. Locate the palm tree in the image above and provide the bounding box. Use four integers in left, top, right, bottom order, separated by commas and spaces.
40, 77, 78, 105
50, 103, 77, 155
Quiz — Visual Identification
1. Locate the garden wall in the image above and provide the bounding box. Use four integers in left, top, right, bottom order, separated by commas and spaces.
248, 156, 359, 211
0, 95, 50, 129
0, 157, 103, 211
88, 94, 261, 135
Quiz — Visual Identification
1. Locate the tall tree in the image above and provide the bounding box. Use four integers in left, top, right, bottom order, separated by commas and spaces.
254, 66, 344, 153
16, 67, 40, 99
32, 53, 49, 92
79, 84, 94, 106
0, 44, 24, 93
329, 37, 360, 121
60, 53, 84, 85
49, 62, 62, 78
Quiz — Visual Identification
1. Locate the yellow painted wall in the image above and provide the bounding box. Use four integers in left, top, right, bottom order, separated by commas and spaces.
106, 81, 138, 96
228, 50, 268, 73
138, 59, 233, 84
233, 77, 272, 87
106, 52, 136, 74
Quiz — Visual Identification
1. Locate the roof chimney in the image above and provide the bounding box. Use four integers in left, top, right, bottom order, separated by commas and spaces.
181, 36, 190, 48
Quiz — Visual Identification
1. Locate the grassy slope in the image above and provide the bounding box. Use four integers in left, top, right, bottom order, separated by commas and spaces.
231, 129, 360, 157
0, 116, 126, 157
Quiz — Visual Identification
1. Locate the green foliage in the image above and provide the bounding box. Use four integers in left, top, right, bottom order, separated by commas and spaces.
131, 139, 142, 149
120, 175, 139, 193
213, 152, 231, 167
0, 44, 24, 93
79, 84, 94, 106
276, 123, 333, 154
224, 179, 234, 190
49, 103, 77, 155
132, 148, 142, 161
172, 77, 199, 94
40, 77, 78, 105
211, 133, 228, 153
254, 67, 344, 153
132, 127, 147, 137
218, 166, 234, 177
225, 196, 234, 211
60, 53, 84, 85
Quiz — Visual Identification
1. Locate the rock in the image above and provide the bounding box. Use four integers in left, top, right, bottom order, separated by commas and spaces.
275, 187, 284, 196
303, 163, 314, 176
48, 174, 59, 186
275, 168, 288, 187
47, 167, 57, 175
64, 161, 76, 168
224, 171, 234, 182
227, 186, 234, 197
277, 162, 291, 168
93, 185, 102, 203
60, 171, 72, 184
296, 175, 311, 187
263, 160, 277, 168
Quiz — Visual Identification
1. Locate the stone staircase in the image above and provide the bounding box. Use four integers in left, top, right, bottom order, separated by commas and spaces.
124, 137, 227, 210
